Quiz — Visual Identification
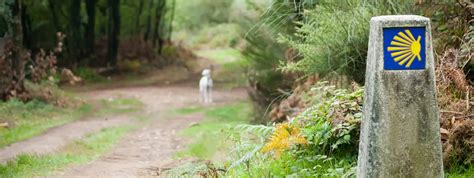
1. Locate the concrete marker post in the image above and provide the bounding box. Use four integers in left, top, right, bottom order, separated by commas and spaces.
357, 15, 443, 177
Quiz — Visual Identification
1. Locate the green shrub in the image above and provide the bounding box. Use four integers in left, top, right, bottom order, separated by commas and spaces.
279, 0, 415, 84
174, 23, 243, 49
73, 67, 106, 83
174, 0, 233, 31
227, 82, 363, 177
236, 0, 317, 122
161, 45, 179, 58
117, 59, 141, 72
25, 80, 79, 107
239, 19, 294, 121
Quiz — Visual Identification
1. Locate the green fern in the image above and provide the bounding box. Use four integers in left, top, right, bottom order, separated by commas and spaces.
230, 144, 263, 168
235, 124, 275, 137
278, 0, 416, 83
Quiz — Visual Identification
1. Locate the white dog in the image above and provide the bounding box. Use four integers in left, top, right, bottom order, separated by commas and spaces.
199, 69, 213, 103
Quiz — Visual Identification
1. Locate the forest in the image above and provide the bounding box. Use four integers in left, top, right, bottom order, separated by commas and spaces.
0, 0, 472, 177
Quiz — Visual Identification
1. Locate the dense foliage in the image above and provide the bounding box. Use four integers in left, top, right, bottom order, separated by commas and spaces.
0, 0, 175, 65
173, 0, 232, 31
227, 82, 363, 177
236, 1, 303, 120
0, 0, 177, 101
279, 0, 414, 84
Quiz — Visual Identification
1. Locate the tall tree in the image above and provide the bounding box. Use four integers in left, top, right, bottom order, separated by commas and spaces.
20, 2, 31, 49
167, 0, 175, 42
10, 0, 24, 85
85, 0, 96, 55
0, 0, 26, 100
69, 0, 82, 64
152, 0, 165, 50
135, 0, 144, 34
47, 0, 61, 32
107, 0, 120, 67
143, 0, 154, 41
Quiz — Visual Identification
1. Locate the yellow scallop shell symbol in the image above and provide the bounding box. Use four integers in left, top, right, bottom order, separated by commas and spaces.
387, 30, 422, 68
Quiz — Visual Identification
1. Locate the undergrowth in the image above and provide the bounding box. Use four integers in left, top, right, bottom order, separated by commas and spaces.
279, 0, 415, 84
73, 67, 107, 83
228, 81, 472, 177
226, 82, 362, 177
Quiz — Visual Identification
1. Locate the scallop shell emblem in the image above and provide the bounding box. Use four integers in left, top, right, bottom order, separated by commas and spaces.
387, 29, 422, 68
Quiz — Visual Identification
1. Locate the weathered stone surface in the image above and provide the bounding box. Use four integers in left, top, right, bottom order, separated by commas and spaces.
357, 15, 443, 177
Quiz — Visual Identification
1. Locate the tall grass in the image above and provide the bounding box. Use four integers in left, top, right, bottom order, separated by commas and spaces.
238, 4, 297, 121
278, 0, 416, 83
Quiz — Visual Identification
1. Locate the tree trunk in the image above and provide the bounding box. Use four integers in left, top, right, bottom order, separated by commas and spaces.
20, 3, 32, 49
11, 0, 24, 80
98, 3, 108, 35
135, 0, 144, 34
151, 0, 163, 47
143, 0, 153, 41
85, 0, 96, 55
47, 0, 61, 32
152, 0, 165, 53
3, 0, 27, 100
107, 0, 120, 67
69, 0, 82, 64
167, 0, 175, 42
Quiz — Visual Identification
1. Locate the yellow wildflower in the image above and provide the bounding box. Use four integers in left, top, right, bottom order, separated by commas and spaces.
261, 123, 308, 159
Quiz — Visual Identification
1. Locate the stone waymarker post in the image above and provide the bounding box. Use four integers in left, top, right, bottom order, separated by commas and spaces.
357, 15, 443, 177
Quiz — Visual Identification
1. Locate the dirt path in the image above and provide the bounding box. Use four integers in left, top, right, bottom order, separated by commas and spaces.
0, 52, 245, 177
0, 80, 246, 177
55, 83, 247, 177
0, 115, 132, 164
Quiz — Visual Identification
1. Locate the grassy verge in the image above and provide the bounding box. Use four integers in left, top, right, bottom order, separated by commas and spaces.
0, 97, 142, 149
447, 165, 474, 177
0, 126, 134, 177
175, 101, 252, 161
170, 105, 206, 116
0, 99, 92, 148
73, 67, 108, 84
